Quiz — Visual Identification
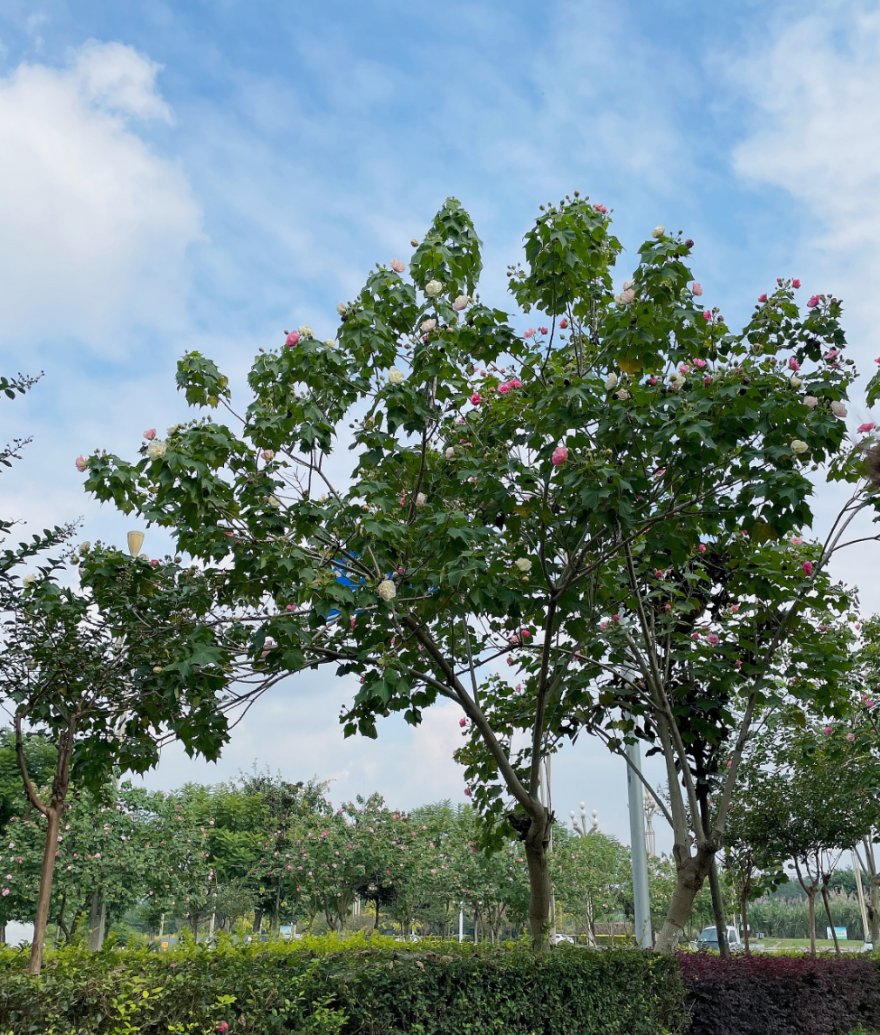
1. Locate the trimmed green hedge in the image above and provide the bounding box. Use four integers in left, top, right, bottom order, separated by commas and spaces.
0, 936, 687, 1035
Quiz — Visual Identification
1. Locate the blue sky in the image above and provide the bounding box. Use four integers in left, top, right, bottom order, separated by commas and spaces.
2, 0, 879, 850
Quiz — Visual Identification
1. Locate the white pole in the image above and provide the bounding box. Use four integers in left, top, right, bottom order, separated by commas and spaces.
626, 740, 653, 949
853, 849, 870, 944
458, 903, 464, 943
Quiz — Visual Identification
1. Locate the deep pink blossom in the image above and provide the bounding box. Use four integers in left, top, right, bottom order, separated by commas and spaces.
807, 295, 820, 308
143, 428, 156, 440
702, 311, 712, 321
551, 445, 569, 466
698, 543, 707, 554
858, 422, 876, 433
792, 278, 801, 289
823, 725, 833, 736
459, 718, 467, 728
802, 561, 814, 576
523, 328, 535, 339
593, 203, 607, 214
692, 282, 703, 296
788, 356, 800, 372
707, 633, 720, 646
539, 326, 549, 335
693, 358, 707, 369
285, 330, 300, 347
497, 382, 511, 395
758, 293, 767, 303
559, 318, 569, 329
470, 392, 482, 406
703, 375, 712, 387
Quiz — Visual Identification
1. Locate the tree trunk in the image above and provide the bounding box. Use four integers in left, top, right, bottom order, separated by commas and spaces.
741, 879, 751, 955
821, 882, 840, 956
523, 808, 553, 951
869, 876, 880, 947
807, 888, 817, 956
0, 923, 5, 945
708, 858, 729, 958
88, 890, 107, 951
252, 908, 263, 934
655, 846, 715, 953
29, 805, 61, 974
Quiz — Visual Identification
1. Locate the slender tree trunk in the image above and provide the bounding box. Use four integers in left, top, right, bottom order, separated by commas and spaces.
252, 908, 263, 934
655, 846, 715, 953
869, 877, 880, 947
29, 805, 61, 974
0, 923, 5, 945
708, 858, 729, 958
88, 890, 107, 951
741, 878, 752, 955
523, 807, 553, 951
821, 881, 840, 956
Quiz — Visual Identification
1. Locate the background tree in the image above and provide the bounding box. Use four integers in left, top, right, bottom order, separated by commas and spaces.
550, 826, 630, 944
82, 195, 879, 951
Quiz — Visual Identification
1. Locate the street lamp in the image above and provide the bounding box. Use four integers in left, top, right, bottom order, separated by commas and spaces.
126, 531, 145, 558
570, 803, 599, 836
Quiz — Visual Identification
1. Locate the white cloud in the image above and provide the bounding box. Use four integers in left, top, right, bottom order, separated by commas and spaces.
0, 41, 200, 353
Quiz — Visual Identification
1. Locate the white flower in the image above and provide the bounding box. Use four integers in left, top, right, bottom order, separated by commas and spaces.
789, 376, 803, 389
22, 574, 37, 588
298, 325, 313, 339
146, 440, 168, 460
453, 295, 470, 311
445, 446, 455, 459
615, 388, 631, 401
415, 492, 427, 507
324, 339, 336, 348
616, 289, 635, 306
830, 400, 847, 418
514, 558, 531, 572
652, 225, 665, 238
420, 318, 437, 334
623, 280, 635, 291
377, 579, 397, 602
268, 495, 282, 509
669, 373, 685, 390
388, 368, 405, 384
804, 395, 819, 409
336, 302, 348, 315
790, 439, 809, 455
604, 372, 619, 390
424, 280, 443, 297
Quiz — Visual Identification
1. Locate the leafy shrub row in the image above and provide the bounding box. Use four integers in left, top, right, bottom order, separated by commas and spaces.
0, 936, 686, 1035
680, 952, 880, 1035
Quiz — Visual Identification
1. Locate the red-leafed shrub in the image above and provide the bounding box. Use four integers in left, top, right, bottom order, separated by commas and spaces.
680, 952, 880, 1035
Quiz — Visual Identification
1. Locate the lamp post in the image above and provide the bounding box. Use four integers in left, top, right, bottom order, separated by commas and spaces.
644, 796, 658, 859
570, 802, 599, 836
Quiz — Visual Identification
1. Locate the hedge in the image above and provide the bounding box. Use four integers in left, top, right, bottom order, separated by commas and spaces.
680, 952, 880, 1035
0, 936, 687, 1035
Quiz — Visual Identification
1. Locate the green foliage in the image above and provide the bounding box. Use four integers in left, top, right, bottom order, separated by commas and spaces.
0, 938, 687, 1035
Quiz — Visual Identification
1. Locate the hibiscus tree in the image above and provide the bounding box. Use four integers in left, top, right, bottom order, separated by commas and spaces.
81, 195, 880, 950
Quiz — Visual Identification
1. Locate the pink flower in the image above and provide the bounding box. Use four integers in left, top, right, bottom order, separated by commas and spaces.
802, 561, 814, 576
788, 357, 800, 372
470, 392, 482, 406
648, 376, 659, 386
593, 203, 608, 214
459, 718, 468, 728
758, 293, 767, 303
508, 634, 520, 645
679, 363, 691, 375
551, 445, 569, 467
150, 559, 159, 568
846, 732, 856, 742
654, 467, 666, 477
1, 889, 8, 897
703, 375, 712, 387
559, 319, 569, 329
285, 330, 300, 347
216, 1021, 230, 1034
691, 632, 701, 641
790, 536, 803, 545
464, 786, 473, 798
729, 604, 740, 613
698, 543, 707, 554
497, 382, 511, 395
707, 633, 720, 646
663, 603, 672, 612
807, 295, 820, 308
286, 603, 298, 612
692, 282, 703, 296
612, 614, 620, 623
824, 348, 840, 362
143, 428, 157, 440
508, 378, 523, 389
539, 326, 549, 335
725, 760, 733, 769
735, 659, 742, 669
520, 628, 531, 638
823, 725, 833, 736
390, 258, 406, 273
702, 311, 712, 321
599, 620, 609, 631
506, 655, 515, 665
792, 278, 801, 289
858, 422, 876, 433
693, 358, 707, 369
523, 328, 535, 339
75, 455, 87, 472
